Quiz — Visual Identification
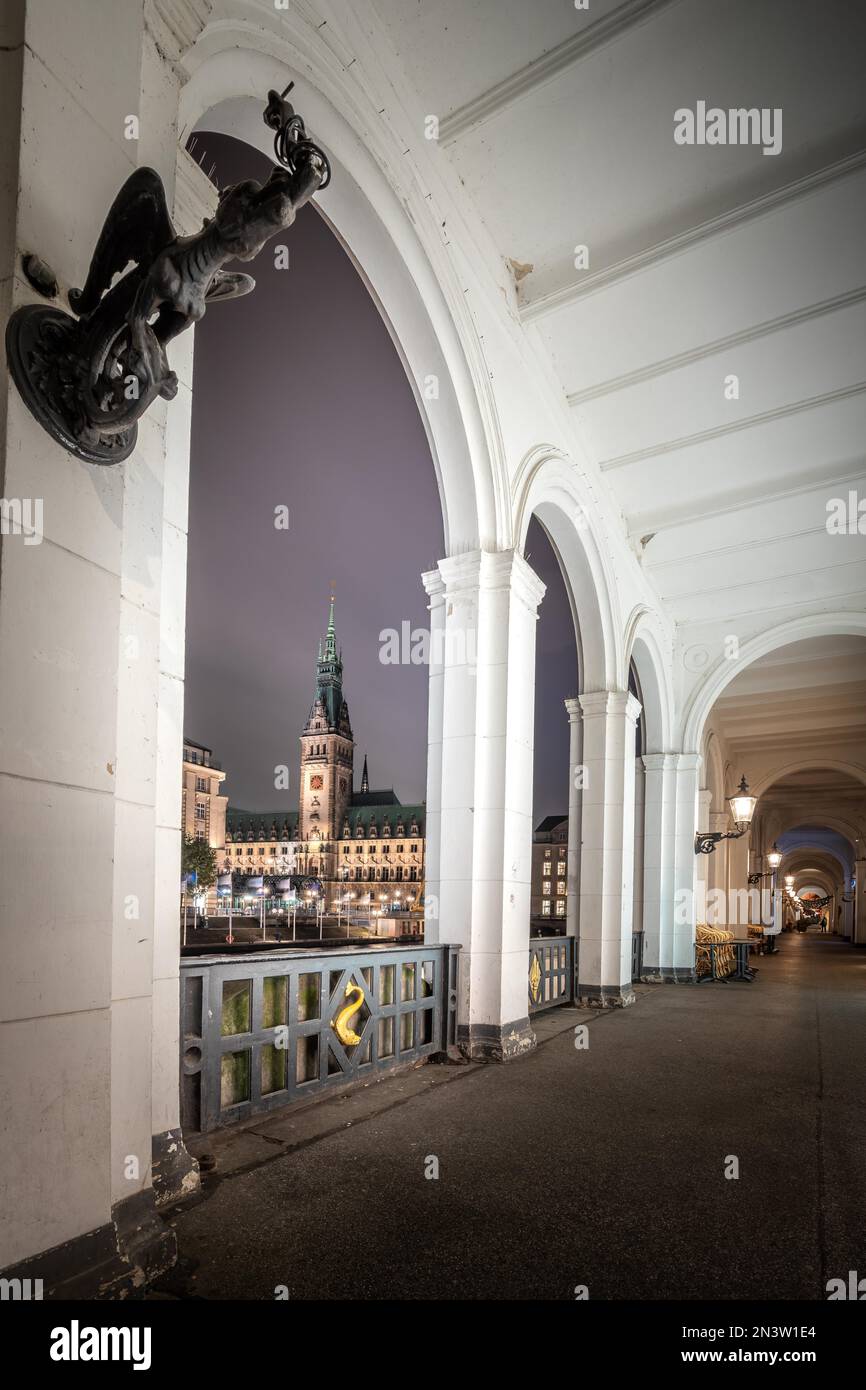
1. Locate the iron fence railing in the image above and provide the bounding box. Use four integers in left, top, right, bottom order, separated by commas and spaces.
180, 942, 459, 1134
528, 936, 575, 1014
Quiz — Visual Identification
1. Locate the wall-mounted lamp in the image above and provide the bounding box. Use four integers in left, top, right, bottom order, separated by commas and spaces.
695, 775, 757, 855
784, 874, 795, 890
748, 841, 783, 884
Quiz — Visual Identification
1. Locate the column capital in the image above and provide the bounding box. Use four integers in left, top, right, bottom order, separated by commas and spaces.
421, 567, 446, 600
564, 696, 581, 721
435, 548, 546, 613
642, 752, 677, 772
578, 689, 641, 724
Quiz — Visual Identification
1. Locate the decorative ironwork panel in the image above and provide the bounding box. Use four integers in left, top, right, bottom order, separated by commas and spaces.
528, 937, 574, 1014
181, 943, 458, 1134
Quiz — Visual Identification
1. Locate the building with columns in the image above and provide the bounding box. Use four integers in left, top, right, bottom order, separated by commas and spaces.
1, 0, 865, 1299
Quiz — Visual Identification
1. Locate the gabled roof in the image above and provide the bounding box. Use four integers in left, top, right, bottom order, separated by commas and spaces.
351, 788, 401, 807
534, 814, 568, 835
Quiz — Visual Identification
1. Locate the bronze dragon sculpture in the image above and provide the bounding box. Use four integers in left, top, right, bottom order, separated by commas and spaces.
6, 85, 330, 463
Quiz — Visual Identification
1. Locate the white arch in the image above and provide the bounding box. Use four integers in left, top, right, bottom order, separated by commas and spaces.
701, 728, 727, 810
682, 612, 866, 750
624, 607, 673, 752
752, 758, 866, 799
512, 446, 619, 690
177, 23, 507, 555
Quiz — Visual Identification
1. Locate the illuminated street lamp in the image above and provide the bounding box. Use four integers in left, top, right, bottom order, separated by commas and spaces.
766, 843, 783, 871
695, 775, 757, 854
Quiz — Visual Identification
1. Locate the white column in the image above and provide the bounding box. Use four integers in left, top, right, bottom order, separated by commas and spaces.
641, 753, 677, 979
423, 550, 545, 1058
564, 697, 582, 941
708, 810, 728, 896
854, 860, 866, 946
670, 753, 702, 978
576, 691, 641, 1006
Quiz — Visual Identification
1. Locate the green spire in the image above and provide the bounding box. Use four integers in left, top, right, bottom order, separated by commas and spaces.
324, 592, 337, 661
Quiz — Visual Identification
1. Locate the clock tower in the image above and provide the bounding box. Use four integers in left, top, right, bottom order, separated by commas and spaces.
298, 596, 354, 880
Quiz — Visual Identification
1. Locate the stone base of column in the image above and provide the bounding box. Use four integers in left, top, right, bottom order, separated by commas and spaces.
639, 967, 696, 984
0, 1189, 175, 1300
458, 1017, 536, 1061
152, 1127, 201, 1206
577, 983, 635, 1008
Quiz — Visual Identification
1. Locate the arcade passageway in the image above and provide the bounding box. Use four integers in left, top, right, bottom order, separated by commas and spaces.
167, 931, 866, 1301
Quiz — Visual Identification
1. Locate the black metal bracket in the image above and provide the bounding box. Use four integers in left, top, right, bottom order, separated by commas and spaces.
694, 828, 746, 855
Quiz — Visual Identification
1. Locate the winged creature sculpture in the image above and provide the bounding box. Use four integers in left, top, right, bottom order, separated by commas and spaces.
6, 85, 330, 463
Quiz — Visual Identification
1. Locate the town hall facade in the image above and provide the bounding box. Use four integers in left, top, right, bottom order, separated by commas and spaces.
222, 599, 425, 903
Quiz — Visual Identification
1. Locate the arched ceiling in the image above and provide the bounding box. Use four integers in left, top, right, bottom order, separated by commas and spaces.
369, 0, 866, 639
712, 636, 866, 761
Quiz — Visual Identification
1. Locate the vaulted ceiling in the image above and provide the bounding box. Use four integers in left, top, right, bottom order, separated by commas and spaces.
712, 635, 866, 756
372, 0, 866, 639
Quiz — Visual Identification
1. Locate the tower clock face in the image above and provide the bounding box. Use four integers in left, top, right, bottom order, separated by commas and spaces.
310, 775, 324, 790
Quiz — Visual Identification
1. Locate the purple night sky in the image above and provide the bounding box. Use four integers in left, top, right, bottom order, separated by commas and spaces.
184, 134, 575, 823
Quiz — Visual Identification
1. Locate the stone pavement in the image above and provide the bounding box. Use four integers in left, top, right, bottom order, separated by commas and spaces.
164, 931, 866, 1300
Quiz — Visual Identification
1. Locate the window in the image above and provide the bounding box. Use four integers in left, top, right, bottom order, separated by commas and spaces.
409, 867, 417, 881
542, 882, 551, 896
382, 868, 390, 881
397, 844, 404, 854
556, 881, 565, 895
195, 829, 206, 841
558, 846, 566, 859
542, 901, 551, 917
411, 843, 418, 853
195, 802, 206, 820
396, 867, 403, 881
343, 846, 349, 856
556, 860, 565, 876
544, 848, 551, 859
247, 847, 253, 857
195, 776, 207, 792
555, 900, 566, 917
542, 862, 551, 877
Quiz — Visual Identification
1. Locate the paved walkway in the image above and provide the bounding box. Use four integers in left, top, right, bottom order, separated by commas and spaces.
167, 931, 866, 1300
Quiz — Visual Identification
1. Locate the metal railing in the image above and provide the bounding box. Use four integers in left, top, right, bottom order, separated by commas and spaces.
528, 936, 575, 1014
181, 942, 459, 1134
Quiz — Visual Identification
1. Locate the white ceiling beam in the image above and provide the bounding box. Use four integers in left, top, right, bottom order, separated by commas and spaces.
520, 148, 866, 323
438, 0, 678, 145
567, 286, 866, 407
628, 463, 866, 540
599, 381, 866, 472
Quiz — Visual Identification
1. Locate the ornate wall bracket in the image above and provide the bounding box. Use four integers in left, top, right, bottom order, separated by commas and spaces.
5, 85, 330, 465
694, 827, 747, 855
